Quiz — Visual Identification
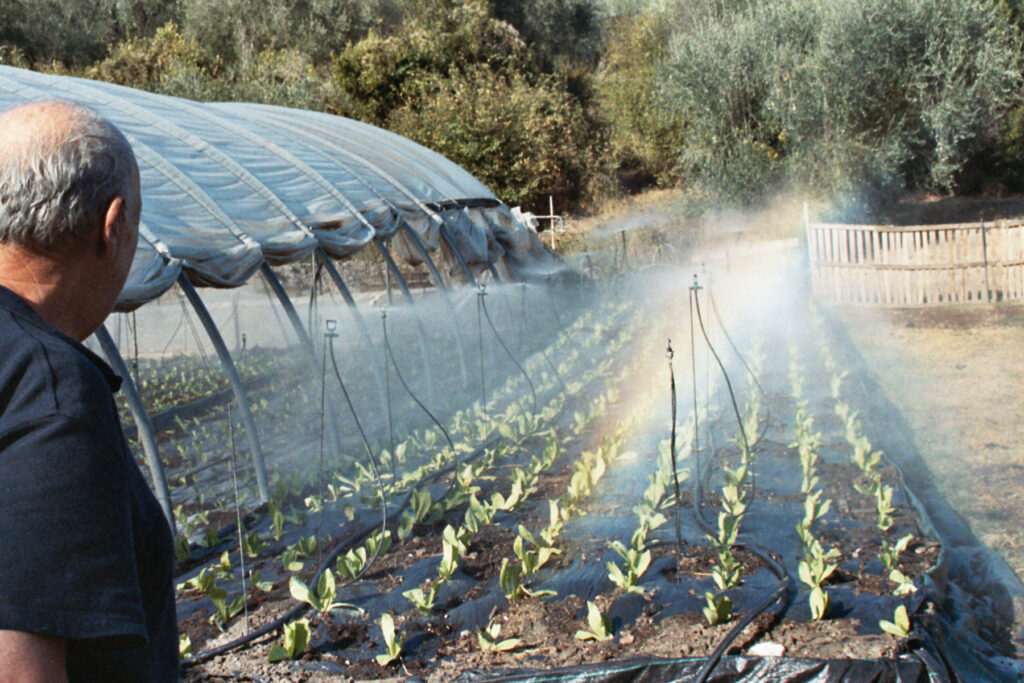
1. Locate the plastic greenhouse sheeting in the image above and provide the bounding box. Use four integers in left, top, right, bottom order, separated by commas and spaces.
0, 65, 549, 309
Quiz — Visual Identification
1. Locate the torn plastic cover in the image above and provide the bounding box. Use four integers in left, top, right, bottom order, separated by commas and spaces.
440, 207, 491, 265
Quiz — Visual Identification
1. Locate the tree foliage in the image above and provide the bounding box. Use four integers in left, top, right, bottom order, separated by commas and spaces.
596, 8, 685, 189
330, 1, 524, 123
664, 0, 1024, 203
3, 0, 1024, 214
388, 65, 605, 210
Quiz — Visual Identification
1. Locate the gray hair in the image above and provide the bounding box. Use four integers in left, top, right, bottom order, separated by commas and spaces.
0, 102, 138, 252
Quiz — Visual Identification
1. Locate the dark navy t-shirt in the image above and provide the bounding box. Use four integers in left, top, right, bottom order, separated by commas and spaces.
0, 286, 178, 681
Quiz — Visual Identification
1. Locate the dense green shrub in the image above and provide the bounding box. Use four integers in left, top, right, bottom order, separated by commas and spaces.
596, 8, 686, 189
663, 0, 1024, 204
488, 0, 606, 75
387, 65, 606, 212
330, 1, 524, 123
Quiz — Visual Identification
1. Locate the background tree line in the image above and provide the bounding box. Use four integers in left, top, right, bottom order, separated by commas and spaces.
2, 0, 1023, 218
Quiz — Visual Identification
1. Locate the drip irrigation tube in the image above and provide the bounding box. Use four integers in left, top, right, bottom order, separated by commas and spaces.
667, 340, 683, 553
707, 285, 770, 446
327, 329, 390, 579
479, 286, 538, 416
684, 277, 789, 683
691, 281, 756, 506
381, 308, 457, 456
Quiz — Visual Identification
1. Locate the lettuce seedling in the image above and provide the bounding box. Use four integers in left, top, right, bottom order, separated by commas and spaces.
289, 571, 358, 613
376, 613, 404, 666
403, 584, 439, 615
477, 622, 522, 652
702, 592, 733, 626
208, 582, 245, 631
575, 601, 613, 641
879, 604, 911, 638
879, 534, 913, 570
267, 619, 310, 662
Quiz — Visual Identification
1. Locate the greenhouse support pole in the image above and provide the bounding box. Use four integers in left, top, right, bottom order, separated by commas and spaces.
399, 223, 471, 388
438, 223, 479, 287
374, 238, 417, 303
487, 262, 503, 283
373, 238, 441, 408
95, 324, 174, 530
259, 262, 314, 354
177, 273, 270, 504
399, 223, 448, 292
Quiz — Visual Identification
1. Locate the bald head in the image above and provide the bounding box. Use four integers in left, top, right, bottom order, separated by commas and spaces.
0, 101, 140, 254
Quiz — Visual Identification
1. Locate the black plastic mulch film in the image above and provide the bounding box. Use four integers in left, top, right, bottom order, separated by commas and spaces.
440, 308, 1024, 683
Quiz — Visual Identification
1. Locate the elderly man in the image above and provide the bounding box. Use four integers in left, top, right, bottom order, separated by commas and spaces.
0, 102, 177, 681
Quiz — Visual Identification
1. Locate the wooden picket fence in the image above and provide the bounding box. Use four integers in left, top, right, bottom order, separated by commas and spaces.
805, 219, 1024, 305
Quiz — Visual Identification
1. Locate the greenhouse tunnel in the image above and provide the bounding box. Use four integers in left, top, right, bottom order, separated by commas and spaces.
0, 65, 563, 528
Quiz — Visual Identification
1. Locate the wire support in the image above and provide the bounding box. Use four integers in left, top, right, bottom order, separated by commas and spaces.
707, 284, 770, 446
476, 289, 486, 409
327, 329, 389, 582
380, 308, 457, 456
479, 286, 537, 416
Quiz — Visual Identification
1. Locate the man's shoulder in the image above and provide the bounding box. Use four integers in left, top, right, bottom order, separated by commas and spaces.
0, 307, 117, 429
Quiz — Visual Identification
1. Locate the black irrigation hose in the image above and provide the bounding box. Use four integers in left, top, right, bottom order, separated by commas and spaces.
694, 544, 790, 683
381, 308, 457, 456
479, 286, 538, 416
689, 453, 791, 683
692, 285, 755, 500
684, 279, 789, 683
327, 334, 390, 576
707, 285, 770, 446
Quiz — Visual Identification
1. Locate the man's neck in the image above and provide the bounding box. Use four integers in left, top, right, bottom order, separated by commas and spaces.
0, 245, 96, 340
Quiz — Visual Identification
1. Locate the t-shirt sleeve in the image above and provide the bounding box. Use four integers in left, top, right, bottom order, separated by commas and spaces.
0, 413, 147, 646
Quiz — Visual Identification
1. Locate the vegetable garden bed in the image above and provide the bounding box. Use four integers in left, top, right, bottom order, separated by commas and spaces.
131, 255, 1023, 681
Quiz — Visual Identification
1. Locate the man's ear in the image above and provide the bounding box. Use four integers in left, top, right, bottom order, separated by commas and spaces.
100, 196, 126, 261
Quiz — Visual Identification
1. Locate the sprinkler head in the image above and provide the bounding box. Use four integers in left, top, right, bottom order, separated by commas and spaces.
379, 306, 388, 320
477, 285, 487, 297
325, 319, 338, 337
690, 274, 702, 291
667, 339, 674, 360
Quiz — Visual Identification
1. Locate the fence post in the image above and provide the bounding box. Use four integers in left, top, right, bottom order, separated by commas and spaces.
982, 221, 991, 301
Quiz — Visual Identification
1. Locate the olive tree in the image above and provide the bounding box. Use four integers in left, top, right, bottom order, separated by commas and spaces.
662, 0, 1024, 203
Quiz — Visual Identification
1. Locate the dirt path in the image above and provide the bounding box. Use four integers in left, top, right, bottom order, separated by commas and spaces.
837, 304, 1024, 580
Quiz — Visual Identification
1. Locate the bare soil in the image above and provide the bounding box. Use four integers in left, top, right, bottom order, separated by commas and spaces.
837, 304, 1024, 580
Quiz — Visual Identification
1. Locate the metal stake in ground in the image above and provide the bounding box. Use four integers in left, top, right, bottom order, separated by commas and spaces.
379, 307, 398, 483
477, 285, 486, 411
227, 399, 250, 635
689, 275, 702, 493
667, 339, 683, 555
